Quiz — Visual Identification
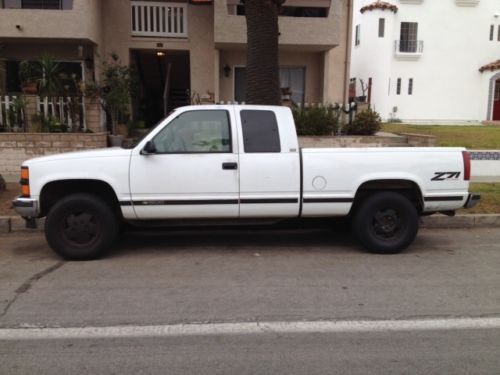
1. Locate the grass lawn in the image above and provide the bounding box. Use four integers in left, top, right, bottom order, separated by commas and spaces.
381, 124, 500, 149
458, 183, 500, 214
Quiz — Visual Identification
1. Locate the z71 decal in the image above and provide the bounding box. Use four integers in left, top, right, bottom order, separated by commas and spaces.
431, 172, 461, 181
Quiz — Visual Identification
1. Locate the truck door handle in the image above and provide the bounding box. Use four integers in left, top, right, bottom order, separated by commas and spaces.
222, 162, 238, 170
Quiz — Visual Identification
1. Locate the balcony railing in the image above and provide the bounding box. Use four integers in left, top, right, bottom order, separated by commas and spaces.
394, 40, 424, 54
131, 1, 188, 38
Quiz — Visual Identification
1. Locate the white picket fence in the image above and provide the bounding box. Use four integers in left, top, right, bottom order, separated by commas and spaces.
131, 1, 188, 38
0, 95, 86, 131
37, 96, 86, 131
0, 95, 24, 130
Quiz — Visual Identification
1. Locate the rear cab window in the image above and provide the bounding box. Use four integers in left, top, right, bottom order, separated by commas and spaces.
240, 110, 281, 153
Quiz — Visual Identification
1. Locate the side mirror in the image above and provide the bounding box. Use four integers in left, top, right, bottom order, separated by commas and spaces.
141, 141, 157, 155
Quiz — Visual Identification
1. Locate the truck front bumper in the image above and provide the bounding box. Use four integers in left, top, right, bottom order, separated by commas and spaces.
12, 196, 39, 218
464, 193, 481, 209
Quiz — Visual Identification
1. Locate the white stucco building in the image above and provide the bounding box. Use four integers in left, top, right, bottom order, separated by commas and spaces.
350, 0, 500, 124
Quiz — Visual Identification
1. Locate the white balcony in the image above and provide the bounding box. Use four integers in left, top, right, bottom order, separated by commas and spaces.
131, 1, 188, 38
394, 40, 424, 60
455, 0, 480, 6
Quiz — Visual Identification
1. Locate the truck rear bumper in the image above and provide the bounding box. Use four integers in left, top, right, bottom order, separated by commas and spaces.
12, 196, 39, 218
464, 193, 481, 209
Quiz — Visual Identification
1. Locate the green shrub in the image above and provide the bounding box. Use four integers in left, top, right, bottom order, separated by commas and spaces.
292, 104, 339, 136
343, 107, 381, 136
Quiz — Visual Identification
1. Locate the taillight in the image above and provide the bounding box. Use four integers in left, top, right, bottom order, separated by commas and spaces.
462, 151, 471, 181
20, 166, 30, 197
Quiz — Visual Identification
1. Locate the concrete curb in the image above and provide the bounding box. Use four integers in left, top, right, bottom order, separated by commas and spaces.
420, 214, 500, 229
1, 215, 500, 234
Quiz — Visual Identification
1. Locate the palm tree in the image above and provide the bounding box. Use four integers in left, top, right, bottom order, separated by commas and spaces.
244, 0, 286, 105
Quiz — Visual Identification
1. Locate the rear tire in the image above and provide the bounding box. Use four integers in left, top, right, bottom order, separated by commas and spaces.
352, 191, 419, 254
45, 193, 118, 260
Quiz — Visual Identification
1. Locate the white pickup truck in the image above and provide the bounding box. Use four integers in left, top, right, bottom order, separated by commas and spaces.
13, 105, 479, 260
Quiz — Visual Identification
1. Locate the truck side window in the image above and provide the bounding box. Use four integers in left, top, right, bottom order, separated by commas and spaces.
240, 110, 281, 153
153, 110, 231, 154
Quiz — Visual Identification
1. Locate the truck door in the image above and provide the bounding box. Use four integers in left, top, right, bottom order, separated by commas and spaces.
236, 108, 301, 218
129, 109, 240, 219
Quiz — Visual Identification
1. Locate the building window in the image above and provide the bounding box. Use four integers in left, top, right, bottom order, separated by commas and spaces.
234, 67, 305, 105
378, 18, 385, 38
1, 0, 72, 9
279, 67, 305, 104
400, 22, 418, 52
236, 5, 327, 18
4, 60, 83, 93
408, 78, 413, 95
490, 25, 495, 41
396, 78, 402, 95
355, 24, 361, 46
22, 0, 62, 9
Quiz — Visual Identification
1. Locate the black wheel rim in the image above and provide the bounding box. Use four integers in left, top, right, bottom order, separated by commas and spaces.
372, 208, 403, 240
62, 210, 99, 246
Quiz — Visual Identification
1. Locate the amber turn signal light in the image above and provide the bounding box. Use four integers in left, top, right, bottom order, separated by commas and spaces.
20, 167, 30, 197
21, 184, 30, 197
21, 167, 29, 180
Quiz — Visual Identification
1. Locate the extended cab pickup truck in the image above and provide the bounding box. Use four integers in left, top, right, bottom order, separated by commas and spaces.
13, 105, 480, 260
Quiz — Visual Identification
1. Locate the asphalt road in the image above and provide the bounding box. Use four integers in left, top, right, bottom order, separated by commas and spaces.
1, 227, 500, 374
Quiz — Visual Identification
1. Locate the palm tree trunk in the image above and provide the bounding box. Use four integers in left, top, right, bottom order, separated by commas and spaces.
245, 0, 282, 105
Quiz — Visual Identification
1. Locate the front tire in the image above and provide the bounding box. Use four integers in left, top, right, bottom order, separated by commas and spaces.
352, 192, 419, 254
45, 193, 118, 260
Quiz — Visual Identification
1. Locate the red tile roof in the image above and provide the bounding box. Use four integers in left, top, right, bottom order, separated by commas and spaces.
479, 60, 500, 73
360, 1, 398, 14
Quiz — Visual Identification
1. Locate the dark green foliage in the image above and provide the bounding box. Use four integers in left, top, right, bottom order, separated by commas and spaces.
101, 53, 138, 134
34, 55, 63, 97
0, 174, 6, 192
292, 105, 339, 136
31, 113, 68, 133
19, 60, 36, 83
344, 108, 382, 136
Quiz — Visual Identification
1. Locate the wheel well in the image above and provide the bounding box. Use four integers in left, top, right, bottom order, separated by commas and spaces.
352, 179, 424, 214
40, 179, 121, 218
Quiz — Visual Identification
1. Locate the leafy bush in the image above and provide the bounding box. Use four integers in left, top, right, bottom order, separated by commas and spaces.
292, 104, 339, 136
31, 113, 68, 133
343, 107, 381, 136
101, 53, 138, 134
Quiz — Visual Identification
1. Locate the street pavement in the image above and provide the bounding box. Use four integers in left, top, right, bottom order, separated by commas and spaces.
1, 227, 500, 374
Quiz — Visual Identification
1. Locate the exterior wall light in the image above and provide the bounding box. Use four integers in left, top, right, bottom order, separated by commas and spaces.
223, 64, 231, 78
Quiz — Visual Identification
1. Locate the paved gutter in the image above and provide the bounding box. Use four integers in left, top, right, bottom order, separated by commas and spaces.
1, 215, 499, 234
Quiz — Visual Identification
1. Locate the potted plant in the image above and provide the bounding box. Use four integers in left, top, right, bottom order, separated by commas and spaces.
357, 79, 369, 103
19, 61, 38, 94
101, 53, 137, 146
34, 55, 62, 98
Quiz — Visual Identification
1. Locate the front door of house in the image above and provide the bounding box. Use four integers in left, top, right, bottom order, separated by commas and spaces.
494, 79, 500, 121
